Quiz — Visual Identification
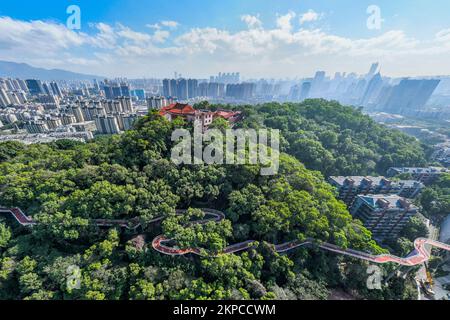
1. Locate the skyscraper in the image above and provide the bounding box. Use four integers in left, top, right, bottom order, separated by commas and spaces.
188, 79, 198, 99
120, 83, 131, 97
162, 79, 171, 97
169, 79, 178, 98
112, 86, 122, 99
377, 79, 440, 113
310, 71, 326, 97
361, 73, 383, 106
103, 84, 114, 100
299, 82, 312, 101
0, 88, 11, 107
95, 115, 121, 134
50, 82, 63, 98
25, 79, 45, 95
177, 79, 188, 100
42, 82, 53, 96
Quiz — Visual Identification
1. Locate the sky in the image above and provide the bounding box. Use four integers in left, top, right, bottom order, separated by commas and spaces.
1, 0, 450, 78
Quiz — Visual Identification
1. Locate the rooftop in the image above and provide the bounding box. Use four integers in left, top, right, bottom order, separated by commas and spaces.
329, 176, 423, 188
358, 194, 418, 210
389, 167, 449, 174
160, 103, 197, 116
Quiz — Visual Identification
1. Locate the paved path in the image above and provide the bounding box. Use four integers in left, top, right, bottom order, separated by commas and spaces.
2, 207, 450, 267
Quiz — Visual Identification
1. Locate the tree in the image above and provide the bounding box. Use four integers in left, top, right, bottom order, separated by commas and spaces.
400, 217, 429, 241
228, 185, 265, 222
209, 117, 231, 132
162, 208, 233, 253
0, 223, 11, 248
0, 99, 420, 301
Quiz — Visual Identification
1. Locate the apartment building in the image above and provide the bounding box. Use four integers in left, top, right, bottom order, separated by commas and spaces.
387, 167, 449, 185
350, 195, 418, 240
328, 176, 424, 206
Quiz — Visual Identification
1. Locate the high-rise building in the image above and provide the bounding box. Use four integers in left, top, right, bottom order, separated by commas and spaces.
122, 113, 139, 131
177, 79, 188, 100
299, 82, 312, 101
147, 96, 168, 110
112, 86, 122, 99
162, 79, 171, 97
7, 92, 21, 105
120, 83, 131, 97
366, 62, 380, 79
103, 84, 114, 100
350, 195, 418, 240
169, 79, 178, 98
61, 114, 77, 125
45, 117, 63, 130
42, 82, 53, 96
226, 83, 255, 99
118, 97, 134, 112
310, 71, 326, 97
208, 82, 221, 98
16, 79, 28, 92
24, 120, 50, 134
361, 73, 383, 106
188, 79, 198, 99
25, 79, 45, 95
50, 82, 63, 98
131, 89, 146, 100
95, 115, 121, 134
71, 105, 85, 123
377, 79, 440, 113
93, 79, 100, 92
0, 88, 11, 107
212, 72, 240, 84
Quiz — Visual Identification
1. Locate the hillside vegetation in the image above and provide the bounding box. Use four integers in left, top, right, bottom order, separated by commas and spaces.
0, 100, 422, 300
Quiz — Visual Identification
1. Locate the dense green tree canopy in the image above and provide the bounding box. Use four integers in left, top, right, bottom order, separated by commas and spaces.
0, 100, 424, 300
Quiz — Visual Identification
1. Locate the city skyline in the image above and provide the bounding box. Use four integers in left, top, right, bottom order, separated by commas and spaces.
1, 0, 450, 78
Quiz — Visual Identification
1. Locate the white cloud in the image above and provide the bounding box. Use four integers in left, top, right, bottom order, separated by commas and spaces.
147, 20, 179, 30
299, 10, 321, 24
0, 16, 88, 52
435, 28, 450, 43
160, 20, 179, 29
152, 30, 170, 43
0, 14, 450, 77
241, 15, 262, 29
276, 11, 296, 31
146, 23, 161, 30
116, 24, 152, 42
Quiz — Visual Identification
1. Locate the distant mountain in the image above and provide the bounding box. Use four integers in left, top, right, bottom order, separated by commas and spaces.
0, 60, 103, 81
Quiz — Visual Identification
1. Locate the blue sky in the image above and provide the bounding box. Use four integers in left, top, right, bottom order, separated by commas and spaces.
1, 0, 450, 78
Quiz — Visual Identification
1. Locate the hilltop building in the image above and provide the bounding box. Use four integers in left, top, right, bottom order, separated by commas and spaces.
328, 176, 424, 206
159, 103, 242, 131
350, 195, 418, 240
387, 167, 449, 185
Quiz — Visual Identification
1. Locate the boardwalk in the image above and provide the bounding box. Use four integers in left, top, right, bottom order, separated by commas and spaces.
2, 207, 450, 267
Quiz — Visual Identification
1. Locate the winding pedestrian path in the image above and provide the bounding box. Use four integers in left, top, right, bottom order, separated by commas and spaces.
2, 207, 450, 267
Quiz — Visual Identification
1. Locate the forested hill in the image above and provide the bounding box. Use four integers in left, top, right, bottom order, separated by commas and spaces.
0, 100, 419, 300
226, 99, 427, 176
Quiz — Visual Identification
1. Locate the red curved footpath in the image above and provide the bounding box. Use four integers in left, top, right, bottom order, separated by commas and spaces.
150, 209, 450, 267
2, 207, 450, 267
0, 207, 141, 230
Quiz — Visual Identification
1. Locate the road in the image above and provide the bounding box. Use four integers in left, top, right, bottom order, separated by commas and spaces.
2, 207, 450, 267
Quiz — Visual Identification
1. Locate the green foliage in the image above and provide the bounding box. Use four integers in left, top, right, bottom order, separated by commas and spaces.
0, 99, 420, 300
0, 223, 11, 248
237, 100, 427, 176
162, 209, 233, 253
418, 173, 450, 219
